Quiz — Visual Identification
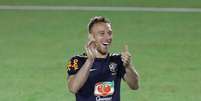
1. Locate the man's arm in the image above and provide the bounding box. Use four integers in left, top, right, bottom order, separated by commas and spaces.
121, 45, 139, 90
123, 64, 139, 90
67, 40, 96, 94
68, 58, 94, 93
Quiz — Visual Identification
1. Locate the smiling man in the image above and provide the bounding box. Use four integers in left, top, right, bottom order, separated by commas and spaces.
66, 16, 139, 101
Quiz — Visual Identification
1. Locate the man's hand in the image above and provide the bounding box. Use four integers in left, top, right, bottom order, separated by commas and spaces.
68, 36, 97, 94
121, 44, 139, 90
121, 45, 132, 68
85, 36, 97, 61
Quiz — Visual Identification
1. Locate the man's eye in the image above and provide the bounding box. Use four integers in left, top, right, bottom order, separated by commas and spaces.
99, 32, 104, 35
108, 32, 112, 36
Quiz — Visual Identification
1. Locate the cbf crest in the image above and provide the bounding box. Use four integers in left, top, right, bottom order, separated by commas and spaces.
109, 62, 117, 75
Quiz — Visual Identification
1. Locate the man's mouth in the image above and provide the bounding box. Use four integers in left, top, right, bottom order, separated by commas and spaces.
102, 42, 110, 47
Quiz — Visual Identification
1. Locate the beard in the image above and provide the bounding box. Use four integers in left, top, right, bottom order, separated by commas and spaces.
96, 44, 109, 55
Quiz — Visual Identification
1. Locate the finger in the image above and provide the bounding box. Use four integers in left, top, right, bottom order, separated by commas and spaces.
88, 35, 95, 43
123, 47, 132, 58
90, 42, 97, 50
122, 56, 129, 63
123, 44, 129, 53
87, 40, 93, 46
122, 59, 128, 66
122, 58, 130, 66
85, 47, 90, 54
87, 36, 95, 46
121, 57, 126, 63
122, 54, 131, 62
121, 55, 128, 62
122, 52, 130, 59
122, 51, 131, 60
85, 44, 89, 53
87, 41, 95, 49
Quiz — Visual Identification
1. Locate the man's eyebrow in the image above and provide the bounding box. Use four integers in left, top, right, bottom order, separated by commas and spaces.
97, 31, 105, 33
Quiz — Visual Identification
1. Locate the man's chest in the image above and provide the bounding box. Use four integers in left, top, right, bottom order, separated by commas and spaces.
88, 61, 119, 82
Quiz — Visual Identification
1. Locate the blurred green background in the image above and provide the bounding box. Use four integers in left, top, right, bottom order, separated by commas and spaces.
1, 0, 201, 8
0, 1, 201, 101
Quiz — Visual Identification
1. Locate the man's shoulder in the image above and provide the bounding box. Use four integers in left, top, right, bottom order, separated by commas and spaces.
70, 52, 121, 60
109, 53, 122, 62
66, 53, 87, 73
109, 53, 121, 58
70, 53, 87, 60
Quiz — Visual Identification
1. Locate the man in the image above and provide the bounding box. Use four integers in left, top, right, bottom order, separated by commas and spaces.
66, 16, 139, 101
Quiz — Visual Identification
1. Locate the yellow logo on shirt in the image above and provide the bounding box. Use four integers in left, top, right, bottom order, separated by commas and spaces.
66, 59, 79, 71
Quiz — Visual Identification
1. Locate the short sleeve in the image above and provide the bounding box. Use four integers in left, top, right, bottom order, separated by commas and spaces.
65, 56, 84, 78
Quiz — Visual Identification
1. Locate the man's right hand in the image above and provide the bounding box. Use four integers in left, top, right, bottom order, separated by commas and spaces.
68, 39, 97, 94
85, 38, 97, 61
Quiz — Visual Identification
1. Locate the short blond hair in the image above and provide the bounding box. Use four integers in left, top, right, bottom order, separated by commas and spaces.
88, 16, 111, 33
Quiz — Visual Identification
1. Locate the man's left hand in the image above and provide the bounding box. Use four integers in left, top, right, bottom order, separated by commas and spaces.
121, 45, 132, 68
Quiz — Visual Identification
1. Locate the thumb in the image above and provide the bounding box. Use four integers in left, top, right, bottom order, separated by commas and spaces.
123, 44, 129, 53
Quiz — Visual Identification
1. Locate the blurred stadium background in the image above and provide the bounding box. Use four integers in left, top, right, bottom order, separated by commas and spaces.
0, 0, 201, 101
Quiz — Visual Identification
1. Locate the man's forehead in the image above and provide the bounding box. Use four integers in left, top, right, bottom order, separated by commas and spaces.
92, 22, 112, 31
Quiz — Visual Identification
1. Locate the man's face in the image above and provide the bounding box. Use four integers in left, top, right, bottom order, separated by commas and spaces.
90, 22, 112, 55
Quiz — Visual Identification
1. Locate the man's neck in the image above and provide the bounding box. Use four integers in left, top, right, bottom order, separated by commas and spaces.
95, 51, 108, 58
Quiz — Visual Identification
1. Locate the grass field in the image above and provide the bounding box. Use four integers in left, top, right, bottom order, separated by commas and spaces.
1, 0, 201, 8
0, 1, 201, 101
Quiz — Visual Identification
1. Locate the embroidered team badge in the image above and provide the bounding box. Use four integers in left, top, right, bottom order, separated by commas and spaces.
94, 81, 114, 97
66, 59, 79, 71
109, 62, 117, 75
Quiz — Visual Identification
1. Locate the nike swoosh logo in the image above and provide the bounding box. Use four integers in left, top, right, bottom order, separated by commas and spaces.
90, 69, 96, 72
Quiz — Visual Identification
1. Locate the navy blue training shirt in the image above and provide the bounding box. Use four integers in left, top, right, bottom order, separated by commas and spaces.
66, 53, 126, 101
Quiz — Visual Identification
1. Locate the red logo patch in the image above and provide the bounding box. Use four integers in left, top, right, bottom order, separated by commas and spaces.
94, 81, 114, 97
